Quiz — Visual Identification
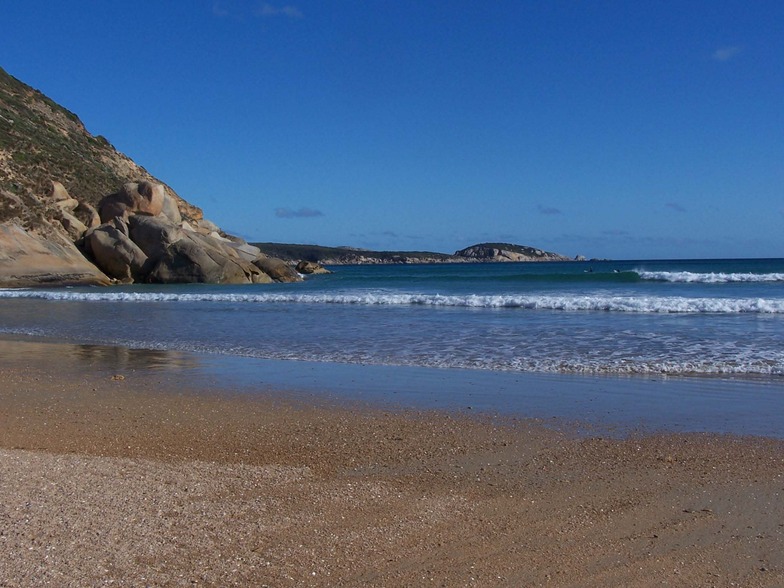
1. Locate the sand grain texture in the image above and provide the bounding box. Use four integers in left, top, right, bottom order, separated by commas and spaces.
1, 365, 783, 587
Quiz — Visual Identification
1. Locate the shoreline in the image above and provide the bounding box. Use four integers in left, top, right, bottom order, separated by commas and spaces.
1, 337, 784, 585
2, 334, 784, 438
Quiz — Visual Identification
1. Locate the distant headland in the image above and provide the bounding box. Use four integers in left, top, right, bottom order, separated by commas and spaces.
253, 242, 578, 265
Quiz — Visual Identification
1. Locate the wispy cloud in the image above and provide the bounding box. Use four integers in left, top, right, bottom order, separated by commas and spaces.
212, 1, 230, 17
537, 204, 562, 215
602, 229, 629, 236
212, 1, 303, 20
712, 46, 741, 62
256, 3, 303, 18
275, 207, 324, 218
666, 202, 686, 213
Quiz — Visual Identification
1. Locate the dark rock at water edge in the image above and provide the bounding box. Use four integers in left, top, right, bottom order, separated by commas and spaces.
296, 260, 331, 275
80, 182, 299, 285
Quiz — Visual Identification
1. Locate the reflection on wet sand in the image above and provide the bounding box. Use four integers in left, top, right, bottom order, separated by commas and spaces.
0, 336, 201, 373
70, 344, 200, 371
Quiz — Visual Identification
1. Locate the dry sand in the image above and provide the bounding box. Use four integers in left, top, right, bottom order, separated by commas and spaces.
1, 360, 783, 587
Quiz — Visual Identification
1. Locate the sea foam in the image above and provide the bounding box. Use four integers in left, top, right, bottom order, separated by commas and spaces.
1, 289, 783, 314
637, 270, 784, 283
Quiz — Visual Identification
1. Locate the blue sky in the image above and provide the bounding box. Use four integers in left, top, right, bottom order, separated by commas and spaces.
2, 1, 782, 259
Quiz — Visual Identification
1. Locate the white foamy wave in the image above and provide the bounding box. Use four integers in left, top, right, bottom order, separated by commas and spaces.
1, 289, 784, 314
108, 344, 784, 378
214, 351, 784, 377
516, 359, 784, 377
637, 270, 784, 283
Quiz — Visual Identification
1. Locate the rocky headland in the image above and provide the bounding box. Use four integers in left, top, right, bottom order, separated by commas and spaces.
0, 65, 573, 287
0, 66, 301, 287
454, 243, 571, 262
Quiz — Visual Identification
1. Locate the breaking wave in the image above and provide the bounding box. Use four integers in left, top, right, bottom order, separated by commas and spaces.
2, 288, 783, 314
637, 270, 784, 283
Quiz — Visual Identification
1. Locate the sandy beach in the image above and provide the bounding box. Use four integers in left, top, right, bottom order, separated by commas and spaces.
1, 353, 783, 587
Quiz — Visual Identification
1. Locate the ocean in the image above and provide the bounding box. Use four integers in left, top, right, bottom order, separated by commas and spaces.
2, 258, 784, 435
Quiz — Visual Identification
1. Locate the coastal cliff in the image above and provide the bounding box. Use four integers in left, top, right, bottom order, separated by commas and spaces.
0, 66, 299, 287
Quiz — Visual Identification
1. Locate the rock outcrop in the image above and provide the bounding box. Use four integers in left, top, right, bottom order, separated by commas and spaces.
98, 181, 165, 222
295, 260, 331, 275
0, 221, 110, 287
77, 184, 299, 285
454, 243, 570, 262
84, 219, 147, 282
252, 255, 302, 283
0, 175, 304, 286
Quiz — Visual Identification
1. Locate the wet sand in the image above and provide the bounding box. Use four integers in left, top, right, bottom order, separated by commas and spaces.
1, 346, 784, 586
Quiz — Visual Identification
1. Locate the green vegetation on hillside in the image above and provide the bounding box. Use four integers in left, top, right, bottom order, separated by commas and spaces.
254, 241, 572, 264
252, 242, 457, 263
0, 66, 141, 224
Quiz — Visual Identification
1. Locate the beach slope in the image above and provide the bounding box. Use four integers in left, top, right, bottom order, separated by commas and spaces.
1, 363, 783, 587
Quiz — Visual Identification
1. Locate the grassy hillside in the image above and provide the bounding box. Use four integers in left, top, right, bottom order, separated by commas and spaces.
0, 66, 195, 227
253, 242, 458, 263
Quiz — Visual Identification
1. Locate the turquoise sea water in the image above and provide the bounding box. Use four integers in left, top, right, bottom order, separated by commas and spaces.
2, 258, 783, 379
3, 258, 784, 435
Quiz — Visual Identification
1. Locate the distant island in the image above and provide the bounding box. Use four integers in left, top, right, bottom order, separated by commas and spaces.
253, 242, 579, 265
